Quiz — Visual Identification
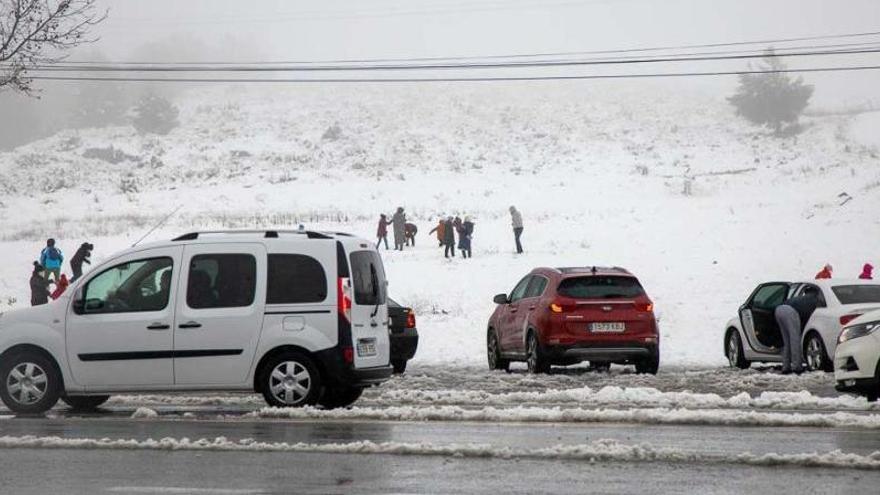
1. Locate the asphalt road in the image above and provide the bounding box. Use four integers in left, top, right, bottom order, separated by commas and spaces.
1, 414, 879, 494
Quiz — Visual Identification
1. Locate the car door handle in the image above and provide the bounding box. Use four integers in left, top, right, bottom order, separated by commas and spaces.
147, 323, 170, 331
528, 306, 536, 310
178, 321, 202, 329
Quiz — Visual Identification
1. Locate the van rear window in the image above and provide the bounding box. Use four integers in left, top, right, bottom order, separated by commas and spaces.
557, 276, 645, 299
350, 251, 387, 305
832, 285, 880, 305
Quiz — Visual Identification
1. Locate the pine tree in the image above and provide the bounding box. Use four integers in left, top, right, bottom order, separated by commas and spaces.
131, 94, 180, 135
728, 49, 814, 134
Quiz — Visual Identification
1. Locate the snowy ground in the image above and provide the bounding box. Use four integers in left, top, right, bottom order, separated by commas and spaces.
2, 83, 879, 368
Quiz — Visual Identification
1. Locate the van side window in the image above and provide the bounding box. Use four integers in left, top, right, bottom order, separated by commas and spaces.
267, 254, 328, 304
83, 257, 173, 314
187, 254, 256, 309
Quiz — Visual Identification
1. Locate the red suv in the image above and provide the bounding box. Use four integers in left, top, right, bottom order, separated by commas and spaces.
487, 267, 659, 374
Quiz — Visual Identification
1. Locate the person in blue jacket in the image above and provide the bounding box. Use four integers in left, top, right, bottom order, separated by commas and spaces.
39, 238, 64, 282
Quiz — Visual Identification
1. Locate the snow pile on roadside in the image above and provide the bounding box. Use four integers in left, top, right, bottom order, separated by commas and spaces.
130, 407, 159, 419
1, 434, 878, 470
365, 386, 877, 411
251, 404, 880, 429
110, 395, 262, 407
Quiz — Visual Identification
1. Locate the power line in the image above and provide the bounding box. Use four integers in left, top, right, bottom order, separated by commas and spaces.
19, 46, 880, 73
27, 64, 880, 84
48, 40, 880, 68
61, 30, 880, 66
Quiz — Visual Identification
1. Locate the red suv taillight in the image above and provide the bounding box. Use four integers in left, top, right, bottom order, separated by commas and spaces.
840, 314, 862, 326
406, 310, 416, 329
337, 277, 352, 323
636, 302, 654, 312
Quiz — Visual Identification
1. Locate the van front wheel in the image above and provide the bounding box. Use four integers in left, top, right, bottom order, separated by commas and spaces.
258, 351, 323, 408
0, 350, 62, 415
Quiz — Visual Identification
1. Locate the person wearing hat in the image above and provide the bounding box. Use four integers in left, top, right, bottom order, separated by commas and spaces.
461, 216, 475, 258
443, 216, 456, 258
70, 242, 94, 283
815, 264, 833, 280
39, 238, 64, 282
30, 262, 52, 306
509, 206, 524, 254
392, 207, 407, 251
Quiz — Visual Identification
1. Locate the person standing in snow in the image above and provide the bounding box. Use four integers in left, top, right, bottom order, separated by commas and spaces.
70, 242, 94, 283
39, 238, 64, 282
509, 206, 524, 254
392, 207, 407, 251
429, 218, 446, 247
51, 274, 70, 300
376, 214, 392, 250
774, 288, 819, 374
404, 223, 418, 247
454, 216, 465, 253
443, 216, 456, 258
30, 262, 51, 306
461, 216, 475, 258
815, 264, 833, 279
859, 263, 874, 280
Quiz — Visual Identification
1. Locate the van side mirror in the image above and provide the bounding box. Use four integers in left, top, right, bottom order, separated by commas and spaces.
493, 293, 509, 305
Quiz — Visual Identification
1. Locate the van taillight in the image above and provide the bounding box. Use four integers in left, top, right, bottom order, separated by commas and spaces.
342, 346, 354, 364
840, 314, 862, 326
337, 277, 352, 323
406, 310, 416, 329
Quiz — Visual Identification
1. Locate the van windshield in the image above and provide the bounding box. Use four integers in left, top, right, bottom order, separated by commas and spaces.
558, 276, 645, 299
350, 251, 387, 305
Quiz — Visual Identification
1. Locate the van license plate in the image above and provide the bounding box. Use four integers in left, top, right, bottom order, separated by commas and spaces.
590, 322, 625, 333
357, 339, 377, 357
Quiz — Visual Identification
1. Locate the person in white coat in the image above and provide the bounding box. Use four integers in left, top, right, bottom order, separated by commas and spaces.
509, 206, 524, 254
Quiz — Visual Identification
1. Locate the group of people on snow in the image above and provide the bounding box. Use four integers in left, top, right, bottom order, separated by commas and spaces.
30, 239, 93, 306
814, 263, 874, 280
376, 207, 418, 251
375, 205, 526, 259
429, 215, 475, 259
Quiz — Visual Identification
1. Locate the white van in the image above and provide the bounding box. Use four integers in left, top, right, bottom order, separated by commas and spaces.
0, 230, 392, 414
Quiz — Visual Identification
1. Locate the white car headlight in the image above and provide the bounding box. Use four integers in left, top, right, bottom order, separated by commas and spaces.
839, 321, 880, 344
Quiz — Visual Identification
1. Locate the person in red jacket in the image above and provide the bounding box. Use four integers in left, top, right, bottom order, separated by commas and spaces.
376, 214, 392, 250
859, 263, 874, 280
815, 264, 833, 279
50, 273, 69, 300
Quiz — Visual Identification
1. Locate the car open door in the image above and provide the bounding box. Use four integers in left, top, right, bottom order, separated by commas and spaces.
740, 282, 790, 353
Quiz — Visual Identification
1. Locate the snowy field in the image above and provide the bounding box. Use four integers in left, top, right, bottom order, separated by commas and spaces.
1, 82, 879, 369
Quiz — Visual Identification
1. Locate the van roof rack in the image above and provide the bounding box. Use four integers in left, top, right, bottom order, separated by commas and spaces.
171, 230, 334, 241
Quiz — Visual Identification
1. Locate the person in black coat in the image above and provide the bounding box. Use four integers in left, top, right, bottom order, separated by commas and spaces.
443, 217, 456, 258
30, 262, 52, 306
70, 242, 94, 283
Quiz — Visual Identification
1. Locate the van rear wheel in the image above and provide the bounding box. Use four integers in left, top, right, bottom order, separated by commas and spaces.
61, 395, 110, 411
258, 351, 322, 408
0, 350, 62, 415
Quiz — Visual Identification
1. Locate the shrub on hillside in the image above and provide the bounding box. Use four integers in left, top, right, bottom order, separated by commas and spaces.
728, 49, 814, 135
131, 94, 180, 135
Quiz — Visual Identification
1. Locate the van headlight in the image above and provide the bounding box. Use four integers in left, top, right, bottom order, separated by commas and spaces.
839, 321, 880, 344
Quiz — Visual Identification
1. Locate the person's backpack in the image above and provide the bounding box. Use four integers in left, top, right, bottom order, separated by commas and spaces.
47, 247, 61, 261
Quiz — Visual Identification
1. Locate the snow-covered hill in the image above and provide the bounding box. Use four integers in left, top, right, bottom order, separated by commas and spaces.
1, 81, 879, 367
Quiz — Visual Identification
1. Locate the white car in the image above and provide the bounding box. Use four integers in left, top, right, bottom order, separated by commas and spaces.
724, 279, 880, 371
0, 230, 392, 414
834, 309, 880, 401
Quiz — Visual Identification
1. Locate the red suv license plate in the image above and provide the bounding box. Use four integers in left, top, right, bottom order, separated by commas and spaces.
590, 322, 626, 333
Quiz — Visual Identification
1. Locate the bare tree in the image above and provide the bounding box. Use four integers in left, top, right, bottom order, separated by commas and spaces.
0, 0, 106, 94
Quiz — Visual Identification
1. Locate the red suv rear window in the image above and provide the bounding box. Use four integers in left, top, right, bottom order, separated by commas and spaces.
557, 276, 645, 299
